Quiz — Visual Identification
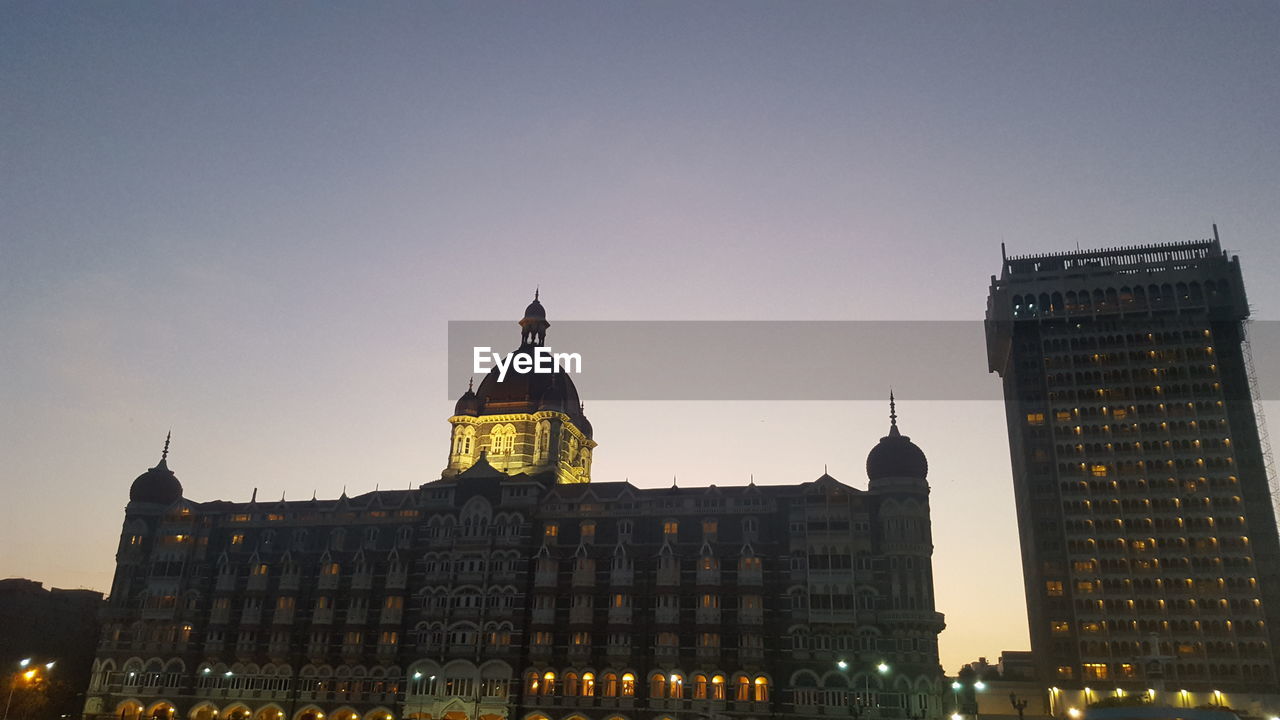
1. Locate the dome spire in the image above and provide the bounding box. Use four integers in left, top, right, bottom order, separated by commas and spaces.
888, 390, 901, 437
161, 430, 171, 463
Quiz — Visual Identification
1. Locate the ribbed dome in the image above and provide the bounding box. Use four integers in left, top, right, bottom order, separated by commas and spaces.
130, 457, 183, 505
866, 424, 928, 480
474, 349, 583, 413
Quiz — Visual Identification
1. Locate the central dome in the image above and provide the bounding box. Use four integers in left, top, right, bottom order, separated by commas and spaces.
457, 293, 593, 438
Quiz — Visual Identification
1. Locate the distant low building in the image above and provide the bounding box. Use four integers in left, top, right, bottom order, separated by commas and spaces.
0, 578, 104, 719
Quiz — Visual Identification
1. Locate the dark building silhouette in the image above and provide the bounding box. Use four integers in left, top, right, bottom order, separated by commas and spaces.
985, 231, 1280, 700
0, 578, 104, 719
83, 296, 946, 720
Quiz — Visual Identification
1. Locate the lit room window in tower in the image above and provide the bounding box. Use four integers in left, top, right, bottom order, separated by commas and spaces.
663, 520, 679, 539
490, 425, 516, 455
1091, 464, 1108, 477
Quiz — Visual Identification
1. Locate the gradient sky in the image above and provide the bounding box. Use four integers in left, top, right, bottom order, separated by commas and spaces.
3, 2, 1280, 674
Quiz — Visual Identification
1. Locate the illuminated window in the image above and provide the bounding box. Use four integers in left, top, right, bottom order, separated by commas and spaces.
711, 674, 726, 700
322, 563, 340, 576
663, 520, 679, 537
490, 424, 517, 455
544, 523, 558, 539
580, 521, 596, 541
1056, 666, 1074, 679
650, 674, 666, 698
276, 596, 295, 610
1046, 581, 1064, 597
1027, 412, 1046, 426
702, 519, 718, 537
1056, 411, 1072, 422
694, 674, 708, 699
581, 673, 594, 697
1117, 664, 1136, 678
754, 676, 770, 702
1082, 664, 1109, 680
1076, 581, 1096, 594
1091, 464, 1108, 477
252, 564, 269, 576
231, 514, 250, 523
701, 593, 719, 608
621, 673, 635, 697
231, 534, 245, 545
1051, 621, 1071, 635
541, 671, 556, 696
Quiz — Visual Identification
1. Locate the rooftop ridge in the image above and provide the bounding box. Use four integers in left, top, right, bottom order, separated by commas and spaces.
1004, 237, 1218, 264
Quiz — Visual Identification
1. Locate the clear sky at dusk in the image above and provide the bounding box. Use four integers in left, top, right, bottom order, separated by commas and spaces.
3, 2, 1279, 674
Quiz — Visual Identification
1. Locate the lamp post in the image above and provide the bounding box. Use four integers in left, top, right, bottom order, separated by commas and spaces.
4, 659, 53, 720
1010, 693, 1028, 720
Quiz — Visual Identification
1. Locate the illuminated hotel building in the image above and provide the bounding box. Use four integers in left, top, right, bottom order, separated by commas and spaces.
84, 296, 946, 720
985, 231, 1280, 696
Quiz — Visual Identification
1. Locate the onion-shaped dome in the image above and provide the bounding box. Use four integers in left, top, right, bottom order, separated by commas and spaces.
454, 381, 478, 416
865, 394, 928, 481
866, 425, 929, 480
130, 435, 183, 505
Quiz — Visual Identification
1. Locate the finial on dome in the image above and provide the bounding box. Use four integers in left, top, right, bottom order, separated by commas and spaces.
162, 431, 171, 461
889, 390, 897, 427
535, 286, 539, 301
467, 376, 474, 392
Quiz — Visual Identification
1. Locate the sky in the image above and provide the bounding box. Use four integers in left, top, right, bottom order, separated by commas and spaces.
2, 1, 1280, 674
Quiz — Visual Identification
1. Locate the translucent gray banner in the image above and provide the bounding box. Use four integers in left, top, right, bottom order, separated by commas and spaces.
446, 321, 1280, 401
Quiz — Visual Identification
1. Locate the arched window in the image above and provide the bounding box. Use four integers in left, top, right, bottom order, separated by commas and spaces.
711, 674, 726, 700
602, 673, 618, 697
541, 671, 556, 696
693, 674, 708, 699
581, 673, 595, 697
490, 424, 517, 456
621, 673, 635, 697
669, 673, 683, 698
650, 674, 666, 698
533, 420, 551, 463
564, 672, 579, 697
754, 676, 770, 702
736, 676, 751, 701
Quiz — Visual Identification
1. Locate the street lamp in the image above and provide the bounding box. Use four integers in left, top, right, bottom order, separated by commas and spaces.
5, 657, 52, 720
1010, 693, 1028, 720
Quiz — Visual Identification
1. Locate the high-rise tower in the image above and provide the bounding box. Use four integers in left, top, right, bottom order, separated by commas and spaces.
985, 231, 1280, 694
